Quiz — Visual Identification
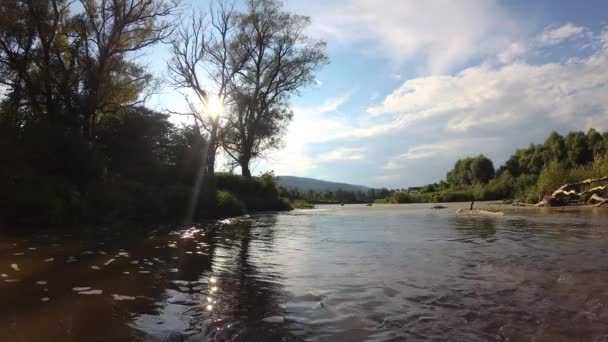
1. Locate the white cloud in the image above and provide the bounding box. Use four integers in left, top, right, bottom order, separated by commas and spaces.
319, 147, 366, 161
259, 94, 351, 175
498, 42, 529, 64
296, 0, 519, 74
383, 139, 501, 170
537, 23, 586, 46
497, 23, 588, 65
360, 29, 608, 141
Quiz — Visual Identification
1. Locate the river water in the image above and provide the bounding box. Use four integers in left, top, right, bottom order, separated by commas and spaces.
2, 203, 608, 341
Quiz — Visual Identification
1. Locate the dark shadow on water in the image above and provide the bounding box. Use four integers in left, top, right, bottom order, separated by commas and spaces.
0, 215, 298, 342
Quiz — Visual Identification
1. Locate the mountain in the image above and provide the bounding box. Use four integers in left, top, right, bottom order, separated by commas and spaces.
276, 176, 370, 193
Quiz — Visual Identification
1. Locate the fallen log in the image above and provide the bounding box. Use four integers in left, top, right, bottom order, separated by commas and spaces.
537, 176, 608, 207
580, 185, 608, 197
588, 193, 607, 205
555, 176, 608, 192
595, 198, 608, 207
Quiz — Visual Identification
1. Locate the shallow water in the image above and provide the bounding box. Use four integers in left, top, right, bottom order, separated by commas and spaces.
2, 203, 608, 341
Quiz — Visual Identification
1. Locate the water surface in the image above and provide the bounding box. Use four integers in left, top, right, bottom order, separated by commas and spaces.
2, 203, 608, 341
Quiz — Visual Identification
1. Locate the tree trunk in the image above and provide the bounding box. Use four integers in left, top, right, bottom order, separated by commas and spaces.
239, 158, 251, 178
203, 121, 219, 191
240, 152, 252, 178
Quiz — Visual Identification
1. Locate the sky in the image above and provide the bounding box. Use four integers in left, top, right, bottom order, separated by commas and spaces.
148, 0, 608, 188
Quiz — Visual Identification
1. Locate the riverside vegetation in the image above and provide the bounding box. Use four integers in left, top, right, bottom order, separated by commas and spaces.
376, 129, 608, 205
0, 0, 327, 227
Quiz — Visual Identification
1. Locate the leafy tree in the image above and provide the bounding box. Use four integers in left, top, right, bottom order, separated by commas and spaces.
470, 155, 495, 183
447, 155, 495, 186
0, 0, 177, 139
543, 131, 566, 164
565, 131, 592, 166
587, 128, 605, 158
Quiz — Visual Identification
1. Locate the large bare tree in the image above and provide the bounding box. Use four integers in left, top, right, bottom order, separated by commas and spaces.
222, 0, 328, 177
167, 1, 250, 217
167, 1, 247, 179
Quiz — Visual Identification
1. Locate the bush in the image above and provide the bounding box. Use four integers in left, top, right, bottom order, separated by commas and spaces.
291, 199, 315, 209
215, 191, 245, 217
215, 172, 291, 212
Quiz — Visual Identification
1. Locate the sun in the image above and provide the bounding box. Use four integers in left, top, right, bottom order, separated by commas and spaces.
205, 95, 225, 119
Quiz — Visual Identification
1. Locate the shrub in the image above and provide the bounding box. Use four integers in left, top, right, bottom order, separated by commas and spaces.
216, 191, 245, 217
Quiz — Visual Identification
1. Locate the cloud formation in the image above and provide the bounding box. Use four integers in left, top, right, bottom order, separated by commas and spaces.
316, 26, 608, 185
537, 23, 586, 46
297, 0, 519, 74
319, 147, 366, 161
360, 28, 608, 141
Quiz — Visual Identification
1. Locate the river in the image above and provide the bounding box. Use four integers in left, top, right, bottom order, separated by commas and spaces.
2, 203, 608, 341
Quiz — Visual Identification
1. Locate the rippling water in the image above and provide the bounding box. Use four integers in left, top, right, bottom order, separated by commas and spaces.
2, 203, 608, 341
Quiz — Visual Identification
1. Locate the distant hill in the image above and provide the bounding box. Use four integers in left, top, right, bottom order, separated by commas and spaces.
276, 176, 370, 193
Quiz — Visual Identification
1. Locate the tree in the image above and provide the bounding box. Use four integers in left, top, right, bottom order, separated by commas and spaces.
447, 155, 495, 186
587, 128, 605, 159
77, 0, 178, 140
0, 0, 178, 140
222, 0, 328, 177
543, 131, 566, 164
565, 131, 592, 166
167, 1, 255, 219
470, 155, 495, 184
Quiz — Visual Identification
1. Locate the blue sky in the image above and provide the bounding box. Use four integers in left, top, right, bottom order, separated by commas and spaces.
149, 0, 608, 188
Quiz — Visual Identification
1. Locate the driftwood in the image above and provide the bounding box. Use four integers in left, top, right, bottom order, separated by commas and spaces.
536, 177, 608, 207
588, 193, 607, 205
596, 199, 608, 207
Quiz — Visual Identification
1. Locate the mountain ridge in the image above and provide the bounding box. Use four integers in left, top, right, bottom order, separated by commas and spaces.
276, 176, 370, 192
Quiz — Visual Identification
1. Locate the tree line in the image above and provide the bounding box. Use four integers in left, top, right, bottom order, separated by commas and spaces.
0, 0, 327, 226
377, 129, 608, 204
279, 187, 392, 204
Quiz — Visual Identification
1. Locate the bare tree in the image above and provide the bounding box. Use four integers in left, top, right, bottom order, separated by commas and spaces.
167, 0, 250, 216
222, 0, 328, 177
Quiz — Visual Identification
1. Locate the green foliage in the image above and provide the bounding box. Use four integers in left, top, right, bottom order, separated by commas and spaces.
447, 155, 495, 186
290, 200, 315, 209
377, 129, 608, 205
565, 131, 592, 167
216, 191, 245, 218
0, 105, 290, 226
215, 172, 291, 212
